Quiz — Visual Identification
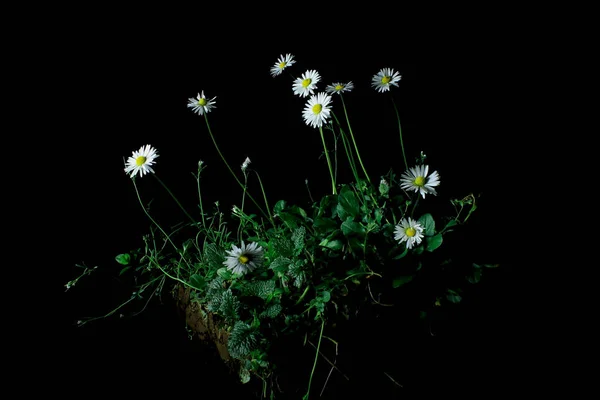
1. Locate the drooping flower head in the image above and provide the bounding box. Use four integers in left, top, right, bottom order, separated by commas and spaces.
302, 92, 332, 128
187, 91, 217, 116
394, 217, 424, 249
241, 157, 251, 172
400, 164, 440, 199
270, 53, 296, 77
325, 81, 354, 95
371, 68, 402, 93
292, 69, 321, 98
124, 144, 159, 178
223, 241, 264, 275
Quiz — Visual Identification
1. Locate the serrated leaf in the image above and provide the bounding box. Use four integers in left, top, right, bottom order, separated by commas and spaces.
217, 267, 233, 280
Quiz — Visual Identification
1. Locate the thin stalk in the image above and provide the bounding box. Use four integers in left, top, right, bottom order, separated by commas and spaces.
390, 95, 408, 170
202, 113, 270, 220
340, 95, 371, 183
152, 174, 197, 225
318, 126, 337, 195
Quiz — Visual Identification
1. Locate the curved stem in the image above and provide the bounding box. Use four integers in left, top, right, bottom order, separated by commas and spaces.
340, 95, 371, 183
390, 95, 408, 171
202, 113, 270, 220
318, 126, 337, 195
303, 317, 325, 400
132, 178, 193, 270
153, 174, 197, 225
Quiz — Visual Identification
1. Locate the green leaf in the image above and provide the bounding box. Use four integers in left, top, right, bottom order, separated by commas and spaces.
239, 366, 251, 384
337, 186, 359, 219
341, 217, 365, 236
314, 217, 337, 231
320, 238, 343, 251
393, 246, 409, 259
446, 289, 462, 303
115, 253, 131, 265
217, 267, 233, 280
467, 268, 482, 284
426, 233, 443, 252
392, 275, 414, 288
273, 199, 287, 215
418, 213, 436, 236
118, 266, 131, 276
189, 274, 206, 290
483, 263, 500, 268
444, 219, 458, 230
321, 290, 331, 302
204, 243, 224, 269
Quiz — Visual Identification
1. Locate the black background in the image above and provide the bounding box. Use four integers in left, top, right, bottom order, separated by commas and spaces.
30, 9, 530, 398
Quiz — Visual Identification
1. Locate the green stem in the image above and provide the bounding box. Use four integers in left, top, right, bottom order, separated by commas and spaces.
253, 170, 274, 227
202, 113, 270, 220
303, 317, 325, 400
390, 95, 408, 171
132, 179, 193, 270
195, 165, 206, 229
153, 174, 197, 225
331, 113, 360, 184
340, 95, 371, 184
318, 126, 337, 195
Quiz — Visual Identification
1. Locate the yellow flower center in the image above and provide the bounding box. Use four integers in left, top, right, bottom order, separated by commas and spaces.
312, 104, 322, 114
198, 98, 207, 106
335, 84, 343, 91
302, 78, 312, 88
238, 255, 249, 264
382, 76, 391, 84
405, 227, 416, 237
414, 176, 425, 187
279, 62, 286, 69
135, 156, 147, 166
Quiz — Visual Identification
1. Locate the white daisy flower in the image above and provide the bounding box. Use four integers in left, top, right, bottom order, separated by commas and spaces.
371, 67, 402, 93
270, 53, 296, 77
325, 81, 354, 95
241, 157, 251, 172
124, 144, 159, 178
187, 91, 217, 115
394, 217, 425, 249
302, 92, 332, 128
399, 165, 441, 199
223, 241, 264, 275
292, 69, 321, 98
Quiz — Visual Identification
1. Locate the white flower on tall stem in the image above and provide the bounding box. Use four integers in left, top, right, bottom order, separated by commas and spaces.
371, 67, 402, 92
325, 81, 354, 95
292, 69, 321, 98
223, 241, 264, 275
187, 91, 217, 115
124, 144, 159, 178
241, 157, 251, 172
270, 53, 296, 77
302, 92, 332, 128
394, 217, 424, 249
400, 164, 441, 199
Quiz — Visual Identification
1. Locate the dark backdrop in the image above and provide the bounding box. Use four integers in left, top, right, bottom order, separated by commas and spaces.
44, 14, 525, 399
